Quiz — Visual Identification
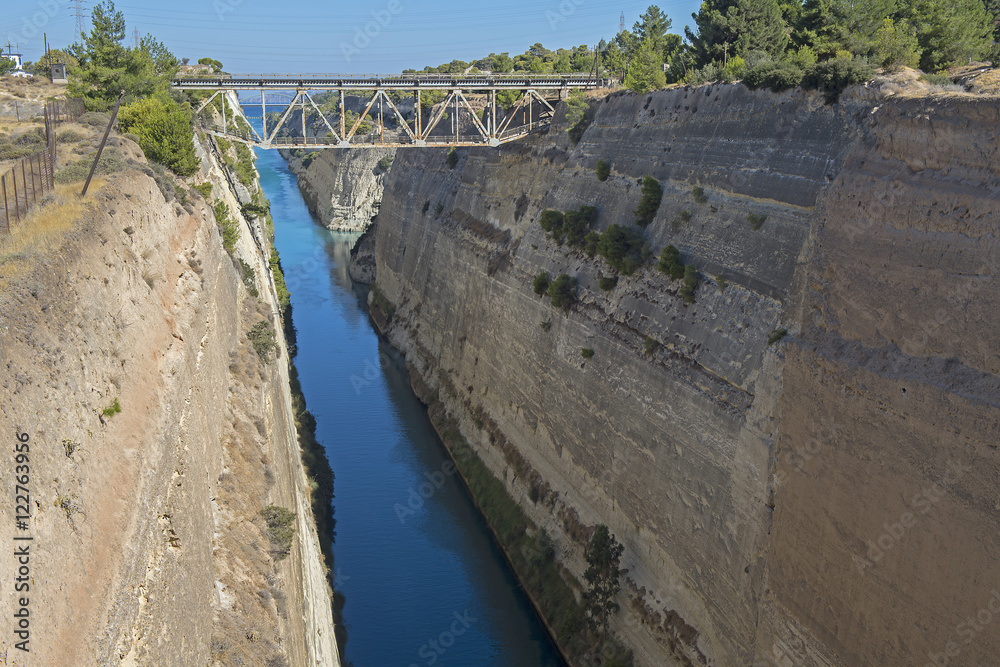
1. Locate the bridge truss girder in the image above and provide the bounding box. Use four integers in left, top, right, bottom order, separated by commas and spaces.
183, 76, 593, 149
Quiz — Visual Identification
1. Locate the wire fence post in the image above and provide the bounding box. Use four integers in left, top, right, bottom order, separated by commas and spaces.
82, 90, 125, 198
2, 173, 9, 233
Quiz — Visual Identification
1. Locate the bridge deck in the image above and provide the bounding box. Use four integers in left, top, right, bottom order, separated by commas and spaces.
173, 73, 601, 91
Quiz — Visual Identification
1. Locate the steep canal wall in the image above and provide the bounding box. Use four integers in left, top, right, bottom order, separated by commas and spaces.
354, 82, 1000, 666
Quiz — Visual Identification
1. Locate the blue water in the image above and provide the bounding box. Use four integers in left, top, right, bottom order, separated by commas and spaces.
253, 148, 564, 667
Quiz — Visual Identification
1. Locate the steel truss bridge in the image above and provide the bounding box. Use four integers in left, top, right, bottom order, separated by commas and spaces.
173, 74, 603, 149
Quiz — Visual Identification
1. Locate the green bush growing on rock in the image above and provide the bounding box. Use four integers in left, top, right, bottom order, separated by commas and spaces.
260, 505, 296, 560
634, 175, 662, 227
101, 398, 122, 418
239, 259, 258, 297
680, 264, 701, 304
117, 96, 199, 176
658, 244, 685, 281
748, 212, 767, 230
596, 225, 650, 276
248, 320, 277, 360
269, 248, 291, 314
193, 182, 212, 199
533, 271, 551, 296
581, 348, 594, 359
744, 61, 804, 92
598, 274, 618, 291
768, 328, 788, 345
716, 273, 728, 293
446, 147, 459, 169
595, 159, 610, 182
801, 57, 875, 103
548, 274, 577, 311
643, 336, 659, 355
583, 231, 601, 258
563, 206, 598, 248
692, 186, 708, 204
212, 200, 240, 254
539, 210, 566, 243
539, 206, 597, 248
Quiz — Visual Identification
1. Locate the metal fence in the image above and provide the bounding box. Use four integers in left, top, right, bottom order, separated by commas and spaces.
1, 98, 85, 232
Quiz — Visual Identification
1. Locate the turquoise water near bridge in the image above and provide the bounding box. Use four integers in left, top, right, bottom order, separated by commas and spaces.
253, 148, 564, 666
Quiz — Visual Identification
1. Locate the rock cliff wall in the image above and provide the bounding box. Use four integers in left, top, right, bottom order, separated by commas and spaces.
0, 132, 338, 665
364, 83, 999, 666
285, 148, 394, 232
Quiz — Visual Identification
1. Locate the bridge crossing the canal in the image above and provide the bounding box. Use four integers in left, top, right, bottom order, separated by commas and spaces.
173, 74, 605, 149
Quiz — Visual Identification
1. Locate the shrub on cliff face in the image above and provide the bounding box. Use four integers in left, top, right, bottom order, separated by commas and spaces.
117, 96, 199, 176
539, 206, 598, 248
634, 176, 662, 227
597, 225, 651, 275
598, 274, 618, 291
533, 271, 551, 296
680, 264, 701, 303
658, 244, 685, 281
212, 200, 240, 254
584, 525, 624, 633
548, 273, 577, 311
260, 505, 296, 560
595, 159, 610, 182
446, 147, 459, 169
744, 61, 804, 92
801, 57, 875, 103
248, 320, 278, 360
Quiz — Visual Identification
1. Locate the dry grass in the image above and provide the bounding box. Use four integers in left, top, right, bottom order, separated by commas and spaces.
0, 179, 106, 287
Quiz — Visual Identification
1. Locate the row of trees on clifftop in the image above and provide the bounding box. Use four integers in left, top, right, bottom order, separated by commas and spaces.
612, 1, 998, 92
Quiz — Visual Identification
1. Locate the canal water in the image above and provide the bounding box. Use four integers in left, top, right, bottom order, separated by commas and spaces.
253, 148, 563, 667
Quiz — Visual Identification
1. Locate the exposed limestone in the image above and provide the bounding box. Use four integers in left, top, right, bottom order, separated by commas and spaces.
0, 132, 338, 666
360, 83, 999, 666
285, 147, 394, 232
349, 219, 377, 284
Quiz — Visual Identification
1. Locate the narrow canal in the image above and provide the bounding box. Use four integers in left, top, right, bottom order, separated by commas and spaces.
254, 147, 564, 667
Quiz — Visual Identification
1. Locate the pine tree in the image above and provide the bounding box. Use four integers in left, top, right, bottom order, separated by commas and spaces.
624, 37, 667, 93
688, 0, 789, 66
899, 0, 993, 71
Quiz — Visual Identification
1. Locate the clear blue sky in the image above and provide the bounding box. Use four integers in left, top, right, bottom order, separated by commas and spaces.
3, 0, 703, 73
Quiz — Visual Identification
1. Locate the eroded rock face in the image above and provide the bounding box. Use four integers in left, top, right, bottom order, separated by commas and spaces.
0, 142, 337, 667
359, 82, 999, 666
286, 148, 394, 232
